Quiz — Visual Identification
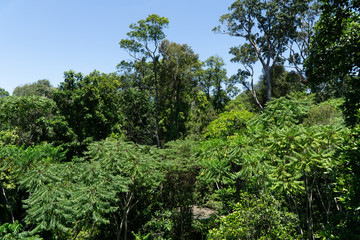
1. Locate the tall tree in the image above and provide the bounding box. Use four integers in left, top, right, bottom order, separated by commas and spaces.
215, 0, 307, 102
235, 65, 306, 112
229, 43, 263, 110
305, 0, 360, 125
53, 70, 123, 151
286, 0, 320, 83
120, 14, 169, 148
116, 60, 157, 145
158, 40, 201, 141
203, 56, 230, 112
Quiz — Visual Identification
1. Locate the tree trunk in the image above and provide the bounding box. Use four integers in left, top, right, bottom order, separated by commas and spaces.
265, 70, 271, 102
0, 180, 14, 223
153, 57, 161, 148
174, 80, 181, 140
248, 38, 272, 103
305, 175, 315, 240
117, 192, 134, 240
242, 66, 263, 110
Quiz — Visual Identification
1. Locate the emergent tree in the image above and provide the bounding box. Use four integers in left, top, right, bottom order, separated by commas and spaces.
120, 14, 169, 147
215, 0, 308, 102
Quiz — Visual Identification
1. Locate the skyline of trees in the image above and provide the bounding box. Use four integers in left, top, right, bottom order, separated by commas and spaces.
1, 0, 360, 239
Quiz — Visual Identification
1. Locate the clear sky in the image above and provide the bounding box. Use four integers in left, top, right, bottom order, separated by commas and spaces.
0, 0, 253, 94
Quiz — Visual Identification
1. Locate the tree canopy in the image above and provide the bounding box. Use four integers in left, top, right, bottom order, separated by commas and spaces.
1, 2, 360, 239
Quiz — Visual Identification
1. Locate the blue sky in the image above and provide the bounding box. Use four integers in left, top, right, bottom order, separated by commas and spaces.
0, 0, 255, 94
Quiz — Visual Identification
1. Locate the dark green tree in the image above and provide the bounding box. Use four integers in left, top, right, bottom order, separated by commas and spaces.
119, 88, 156, 145
19, 146, 126, 239
13, 80, 53, 98
0, 144, 66, 228
158, 40, 202, 141
305, 0, 360, 125
332, 123, 360, 238
198, 93, 348, 239
154, 140, 199, 239
203, 56, 230, 112
120, 14, 169, 148
0, 96, 73, 147
52, 70, 123, 153
83, 138, 165, 240
0, 220, 43, 239
116, 59, 158, 145
0, 88, 10, 98
208, 193, 300, 240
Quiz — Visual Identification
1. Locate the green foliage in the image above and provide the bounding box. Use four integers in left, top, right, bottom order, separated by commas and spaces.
198, 93, 350, 239
157, 140, 199, 238
119, 88, 156, 145
1, 4, 358, 240
84, 137, 165, 239
186, 91, 217, 140
204, 107, 253, 139
262, 66, 307, 104
0, 144, 66, 225
0, 96, 72, 147
133, 210, 174, 240
254, 99, 347, 239
21, 138, 158, 239
85, 137, 163, 191
208, 193, 300, 240
53, 70, 123, 153
119, 14, 169, 60
305, 0, 360, 124
198, 138, 235, 187
265, 123, 347, 215
303, 98, 344, 126
330, 123, 360, 238
306, 0, 360, 92
235, 65, 307, 111
22, 160, 124, 238
120, 14, 169, 147
158, 40, 202, 141
216, 0, 308, 101
0, 88, 10, 97
116, 58, 155, 145
287, 0, 320, 83
0, 130, 19, 146
0, 221, 42, 240
343, 75, 360, 126
202, 56, 230, 112
13, 80, 53, 98
0, 144, 66, 195
256, 92, 313, 128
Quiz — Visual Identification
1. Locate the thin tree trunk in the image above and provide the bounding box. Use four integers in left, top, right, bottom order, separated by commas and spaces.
174, 82, 180, 140
249, 66, 263, 110
305, 175, 314, 240
124, 209, 128, 240
153, 58, 161, 148
0, 180, 14, 223
117, 190, 140, 240
242, 66, 263, 111
248, 38, 272, 102
287, 194, 304, 237
265, 70, 271, 102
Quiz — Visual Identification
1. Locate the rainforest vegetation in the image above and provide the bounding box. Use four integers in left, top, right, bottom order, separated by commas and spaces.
0, 0, 359, 239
